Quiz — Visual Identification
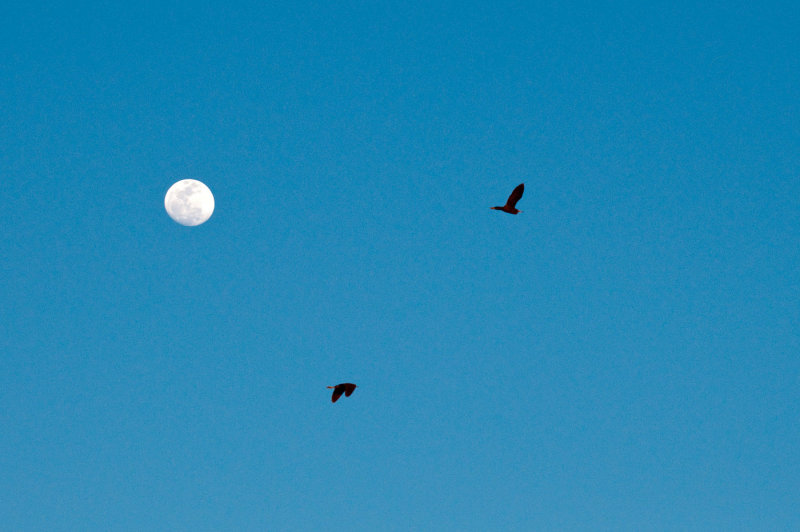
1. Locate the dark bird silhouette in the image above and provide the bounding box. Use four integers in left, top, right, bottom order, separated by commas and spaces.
327, 383, 357, 403
491, 183, 524, 214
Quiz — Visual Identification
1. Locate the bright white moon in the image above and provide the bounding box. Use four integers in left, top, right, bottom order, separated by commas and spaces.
164, 179, 215, 226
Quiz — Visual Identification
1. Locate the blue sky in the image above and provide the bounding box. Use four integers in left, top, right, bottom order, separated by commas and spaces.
2, 1, 798, 530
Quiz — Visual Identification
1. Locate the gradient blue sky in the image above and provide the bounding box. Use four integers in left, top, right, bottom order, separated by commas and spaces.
2, 1, 798, 530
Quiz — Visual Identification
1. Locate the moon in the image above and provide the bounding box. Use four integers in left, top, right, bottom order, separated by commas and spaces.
164, 180, 215, 226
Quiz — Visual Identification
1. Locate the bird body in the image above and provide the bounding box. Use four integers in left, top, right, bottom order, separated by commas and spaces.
327, 383, 357, 403
491, 183, 524, 214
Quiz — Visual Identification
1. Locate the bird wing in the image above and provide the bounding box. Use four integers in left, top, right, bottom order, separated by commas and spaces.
343, 383, 357, 397
506, 183, 524, 208
331, 386, 344, 403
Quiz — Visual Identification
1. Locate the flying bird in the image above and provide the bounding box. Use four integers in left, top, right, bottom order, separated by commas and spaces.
327, 383, 357, 403
491, 183, 524, 214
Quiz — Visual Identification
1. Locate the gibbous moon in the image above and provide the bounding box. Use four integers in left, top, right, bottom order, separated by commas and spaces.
164, 180, 215, 226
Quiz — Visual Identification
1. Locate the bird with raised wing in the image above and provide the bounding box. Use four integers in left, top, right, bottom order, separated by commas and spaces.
327, 383, 357, 403
491, 183, 524, 214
